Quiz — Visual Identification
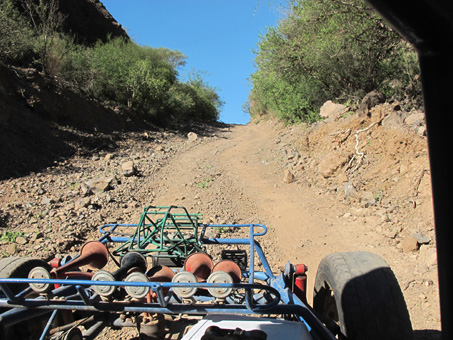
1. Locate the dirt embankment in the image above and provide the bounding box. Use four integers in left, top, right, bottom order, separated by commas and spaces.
0, 106, 440, 339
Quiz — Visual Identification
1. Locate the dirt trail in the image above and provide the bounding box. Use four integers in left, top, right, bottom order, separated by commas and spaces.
0, 118, 441, 339
132, 120, 439, 335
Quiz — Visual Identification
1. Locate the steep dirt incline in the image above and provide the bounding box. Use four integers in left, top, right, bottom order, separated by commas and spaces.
149, 123, 368, 284
130, 120, 439, 336
0, 116, 440, 339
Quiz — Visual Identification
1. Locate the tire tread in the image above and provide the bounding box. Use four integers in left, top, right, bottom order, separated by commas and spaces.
314, 251, 413, 340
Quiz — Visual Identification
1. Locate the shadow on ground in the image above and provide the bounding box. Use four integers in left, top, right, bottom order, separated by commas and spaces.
0, 63, 229, 180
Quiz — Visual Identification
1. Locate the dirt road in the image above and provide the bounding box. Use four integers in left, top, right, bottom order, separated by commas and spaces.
148, 123, 374, 296
0, 118, 441, 339
134, 120, 440, 337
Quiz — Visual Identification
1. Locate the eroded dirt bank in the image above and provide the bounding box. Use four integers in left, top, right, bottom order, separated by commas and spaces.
0, 114, 440, 339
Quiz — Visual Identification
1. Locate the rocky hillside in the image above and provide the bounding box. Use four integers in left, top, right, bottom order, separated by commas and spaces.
14, 0, 128, 45
0, 0, 140, 180
58, 0, 128, 45
273, 100, 433, 254
0, 61, 150, 180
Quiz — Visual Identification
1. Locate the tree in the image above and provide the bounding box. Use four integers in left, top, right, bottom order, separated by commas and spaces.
154, 47, 187, 69
249, 0, 419, 124
18, 0, 67, 75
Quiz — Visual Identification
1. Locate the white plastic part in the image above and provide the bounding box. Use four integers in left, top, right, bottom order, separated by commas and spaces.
124, 272, 150, 299
206, 271, 233, 298
28, 266, 52, 293
171, 271, 197, 298
91, 270, 115, 297
181, 314, 313, 340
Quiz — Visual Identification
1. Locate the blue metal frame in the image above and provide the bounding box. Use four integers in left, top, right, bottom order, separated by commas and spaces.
0, 223, 335, 340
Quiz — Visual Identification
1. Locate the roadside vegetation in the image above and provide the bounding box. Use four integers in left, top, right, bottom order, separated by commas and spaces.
0, 0, 223, 124
248, 0, 421, 124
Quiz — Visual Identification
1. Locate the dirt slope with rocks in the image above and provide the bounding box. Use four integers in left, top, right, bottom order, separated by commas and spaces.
0, 105, 440, 339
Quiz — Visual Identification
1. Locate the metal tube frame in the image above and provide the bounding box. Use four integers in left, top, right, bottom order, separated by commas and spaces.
0, 222, 336, 340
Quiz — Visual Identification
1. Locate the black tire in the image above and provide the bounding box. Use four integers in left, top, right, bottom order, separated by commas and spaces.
0, 256, 50, 295
0, 257, 52, 340
313, 251, 413, 340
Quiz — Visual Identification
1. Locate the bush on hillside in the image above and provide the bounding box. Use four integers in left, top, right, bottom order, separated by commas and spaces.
248, 0, 421, 124
0, 0, 223, 125
88, 38, 176, 116
0, 0, 35, 63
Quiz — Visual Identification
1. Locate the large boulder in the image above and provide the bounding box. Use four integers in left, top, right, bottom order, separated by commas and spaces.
320, 101, 347, 121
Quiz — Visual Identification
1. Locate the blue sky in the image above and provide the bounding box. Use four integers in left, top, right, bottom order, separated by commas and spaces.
101, 1, 287, 125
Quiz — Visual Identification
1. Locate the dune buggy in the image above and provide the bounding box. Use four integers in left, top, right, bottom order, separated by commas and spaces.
0, 206, 412, 340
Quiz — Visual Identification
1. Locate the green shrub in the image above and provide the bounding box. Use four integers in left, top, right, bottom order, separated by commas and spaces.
60, 40, 93, 88
88, 38, 177, 116
0, 0, 35, 62
249, 0, 421, 124
166, 71, 223, 122
0, 1, 223, 125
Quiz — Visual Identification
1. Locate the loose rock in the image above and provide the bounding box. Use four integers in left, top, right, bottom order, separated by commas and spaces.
121, 161, 136, 177
320, 101, 347, 121
187, 132, 198, 142
412, 232, 430, 245
357, 90, 386, 117
283, 170, 295, 184
41, 196, 55, 205
15, 236, 28, 245
401, 235, 419, 252
75, 197, 91, 210
318, 152, 349, 178
85, 177, 114, 194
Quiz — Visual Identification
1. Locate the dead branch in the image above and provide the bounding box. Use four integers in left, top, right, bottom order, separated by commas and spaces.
343, 122, 376, 173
